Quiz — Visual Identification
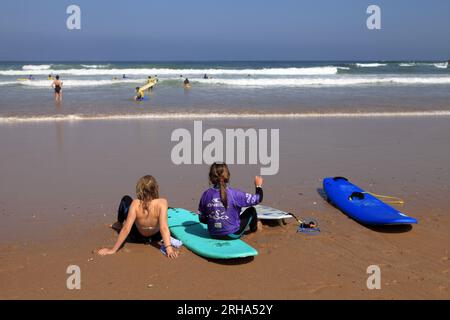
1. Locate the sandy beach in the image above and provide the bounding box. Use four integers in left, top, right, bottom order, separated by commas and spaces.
0, 116, 449, 299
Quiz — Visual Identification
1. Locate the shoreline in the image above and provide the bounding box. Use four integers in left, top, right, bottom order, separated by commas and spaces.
1, 110, 450, 123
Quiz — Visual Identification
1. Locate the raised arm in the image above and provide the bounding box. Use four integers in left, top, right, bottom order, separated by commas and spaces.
234, 176, 264, 207
157, 199, 178, 259
98, 201, 137, 256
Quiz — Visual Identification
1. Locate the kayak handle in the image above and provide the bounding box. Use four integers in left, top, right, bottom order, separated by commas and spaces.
333, 176, 348, 181
349, 191, 365, 200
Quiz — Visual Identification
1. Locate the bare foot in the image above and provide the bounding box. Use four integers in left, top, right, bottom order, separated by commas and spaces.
256, 221, 263, 232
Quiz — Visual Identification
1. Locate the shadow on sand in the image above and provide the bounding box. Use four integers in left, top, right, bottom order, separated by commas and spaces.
364, 224, 413, 233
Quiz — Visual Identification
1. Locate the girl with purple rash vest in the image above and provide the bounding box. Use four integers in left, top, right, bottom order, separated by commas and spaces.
198, 162, 263, 239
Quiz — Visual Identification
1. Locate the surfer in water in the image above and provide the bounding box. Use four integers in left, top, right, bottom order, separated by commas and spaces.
134, 87, 144, 101
51, 75, 63, 101
146, 76, 155, 91
98, 175, 179, 258
197, 162, 263, 239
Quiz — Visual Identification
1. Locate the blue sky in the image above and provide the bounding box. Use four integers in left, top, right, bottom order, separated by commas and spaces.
0, 0, 449, 61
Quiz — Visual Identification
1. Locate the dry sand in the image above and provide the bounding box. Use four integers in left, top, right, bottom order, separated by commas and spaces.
0, 117, 449, 299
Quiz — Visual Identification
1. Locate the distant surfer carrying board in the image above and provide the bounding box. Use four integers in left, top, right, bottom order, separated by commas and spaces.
146, 76, 154, 90
134, 77, 158, 100
51, 75, 63, 101
198, 162, 263, 239
134, 87, 145, 101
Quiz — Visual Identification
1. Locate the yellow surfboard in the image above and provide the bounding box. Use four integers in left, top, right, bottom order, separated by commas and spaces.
140, 79, 157, 91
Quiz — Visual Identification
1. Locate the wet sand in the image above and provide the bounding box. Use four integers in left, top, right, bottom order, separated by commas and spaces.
0, 117, 449, 299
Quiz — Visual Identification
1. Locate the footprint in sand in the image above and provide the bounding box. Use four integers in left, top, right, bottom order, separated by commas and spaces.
308, 283, 340, 294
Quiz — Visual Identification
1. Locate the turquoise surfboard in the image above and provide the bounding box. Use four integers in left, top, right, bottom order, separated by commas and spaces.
167, 207, 258, 259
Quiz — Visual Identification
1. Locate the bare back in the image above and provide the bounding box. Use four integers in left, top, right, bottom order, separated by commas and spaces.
53, 79, 62, 87
133, 199, 162, 237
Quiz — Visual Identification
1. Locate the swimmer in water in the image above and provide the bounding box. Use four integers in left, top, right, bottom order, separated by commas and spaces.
51, 75, 63, 101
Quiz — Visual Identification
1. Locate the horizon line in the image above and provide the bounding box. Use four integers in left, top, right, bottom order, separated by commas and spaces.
1, 59, 449, 63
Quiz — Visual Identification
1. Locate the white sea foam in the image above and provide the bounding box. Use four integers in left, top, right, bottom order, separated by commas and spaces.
19, 78, 141, 87
399, 63, 416, 67
80, 64, 111, 69
0, 66, 339, 76
4, 74, 450, 88
192, 76, 450, 87
8, 75, 450, 88
22, 64, 51, 70
1, 111, 449, 124
355, 63, 387, 68
434, 62, 448, 69
0, 81, 18, 86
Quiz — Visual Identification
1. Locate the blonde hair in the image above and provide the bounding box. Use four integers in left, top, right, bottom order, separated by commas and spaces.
209, 162, 230, 209
136, 175, 160, 213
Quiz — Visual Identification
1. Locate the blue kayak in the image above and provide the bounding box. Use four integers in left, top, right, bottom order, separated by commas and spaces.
323, 177, 418, 225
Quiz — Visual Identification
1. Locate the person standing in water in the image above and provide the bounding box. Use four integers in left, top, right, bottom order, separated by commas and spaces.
51, 75, 63, 101
184, 78, 191, 88
134, 87, 145, 101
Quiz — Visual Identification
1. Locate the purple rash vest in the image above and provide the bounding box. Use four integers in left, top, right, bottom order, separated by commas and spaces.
198, 186, 262, 236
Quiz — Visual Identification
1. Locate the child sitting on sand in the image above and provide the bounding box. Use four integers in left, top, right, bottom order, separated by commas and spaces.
198, 162, 263, 239
98, 175, 179, 258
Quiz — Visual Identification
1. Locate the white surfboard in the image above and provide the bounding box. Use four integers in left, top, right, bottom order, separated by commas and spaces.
242, 205, 293, 220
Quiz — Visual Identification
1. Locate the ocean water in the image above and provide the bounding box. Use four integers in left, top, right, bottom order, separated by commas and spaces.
0, 61, 450, 122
